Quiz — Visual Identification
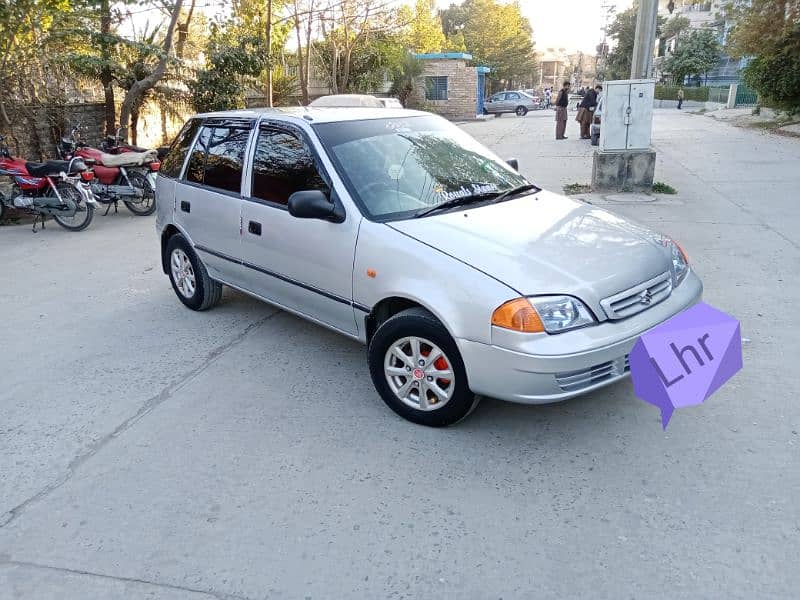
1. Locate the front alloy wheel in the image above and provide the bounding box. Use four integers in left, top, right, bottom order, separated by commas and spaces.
368, 307, 478, 426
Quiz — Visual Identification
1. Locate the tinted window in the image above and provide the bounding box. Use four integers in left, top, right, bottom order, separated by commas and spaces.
250, 128, 328, 207
203, 128, 249, 193
161, 119, 201, 178
185, 126, 212, 185
184, 126, 248, 194
506, 92, 520, 100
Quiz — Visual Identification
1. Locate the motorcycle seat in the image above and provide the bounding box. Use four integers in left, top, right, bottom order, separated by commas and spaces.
25, 159, 87, 177
97, 149, 157, 167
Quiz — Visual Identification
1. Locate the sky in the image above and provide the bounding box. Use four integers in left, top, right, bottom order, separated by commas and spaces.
509, 0, 634, 55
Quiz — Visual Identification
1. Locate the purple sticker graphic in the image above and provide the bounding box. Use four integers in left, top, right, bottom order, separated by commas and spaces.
629, 302, 743, 429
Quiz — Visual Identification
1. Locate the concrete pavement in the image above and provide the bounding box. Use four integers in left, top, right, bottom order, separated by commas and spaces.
0, 109, 798, 599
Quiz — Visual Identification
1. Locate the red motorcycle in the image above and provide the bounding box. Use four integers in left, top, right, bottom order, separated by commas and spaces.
0, 135, 97, 231
101, 127, 170, 161
58, 125, 160, 216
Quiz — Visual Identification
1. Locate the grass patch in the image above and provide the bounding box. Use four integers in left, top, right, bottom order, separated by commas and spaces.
563, 183, 592, 195
652, 182, 677, 195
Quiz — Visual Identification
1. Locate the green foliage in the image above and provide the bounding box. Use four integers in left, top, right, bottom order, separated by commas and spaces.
655, 85, 709, 101
390, 54, 424, 107
663, 29, 721, 84
398, 0, 446, 53
652, 182, 677, 194
440, 0, 537, 88
563, 183, 592, 195
271, 66, 299, 107
190, 29, 267, 112
662, 15, 691, 40
603, 4, 666, 80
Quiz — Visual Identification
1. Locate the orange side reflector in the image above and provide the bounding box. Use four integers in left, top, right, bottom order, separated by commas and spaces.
491, 298, 545, 333
366, 268, 377, 278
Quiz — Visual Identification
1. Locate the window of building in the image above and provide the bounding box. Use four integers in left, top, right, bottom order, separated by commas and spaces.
184, 126, 249, 194
160, 118, 201, 178
425, 76, 448, 101
250, 127, 329, 207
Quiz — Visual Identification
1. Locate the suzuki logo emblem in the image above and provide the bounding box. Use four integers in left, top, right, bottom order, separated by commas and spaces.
639, 290, 653, 305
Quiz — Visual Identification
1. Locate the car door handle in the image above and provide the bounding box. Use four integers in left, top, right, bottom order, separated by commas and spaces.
180, 200, 190, 213
248, 221, 261, 236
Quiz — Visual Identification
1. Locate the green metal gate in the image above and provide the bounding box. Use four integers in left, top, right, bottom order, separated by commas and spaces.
735, 83, 759, 107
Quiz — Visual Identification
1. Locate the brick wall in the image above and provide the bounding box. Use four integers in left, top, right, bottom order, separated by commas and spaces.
411, 59, 478, 121
0, 100, 190, 161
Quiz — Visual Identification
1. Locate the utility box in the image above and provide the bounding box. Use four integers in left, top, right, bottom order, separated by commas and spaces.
599, 79, 655, 151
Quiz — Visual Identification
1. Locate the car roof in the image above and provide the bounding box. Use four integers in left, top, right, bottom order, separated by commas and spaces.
191, 106, 429, 124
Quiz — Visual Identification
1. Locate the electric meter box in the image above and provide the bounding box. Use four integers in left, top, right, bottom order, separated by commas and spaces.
599, 79, 655, 151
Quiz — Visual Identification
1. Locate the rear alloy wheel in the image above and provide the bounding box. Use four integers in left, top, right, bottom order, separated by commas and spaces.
516, 105, 528, 116
52, 183, 94, 231
166, 234, 222, 311
368, 307, 478, 427
124, 170, 156, 216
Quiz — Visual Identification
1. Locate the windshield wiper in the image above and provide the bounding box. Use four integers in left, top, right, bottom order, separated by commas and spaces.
488, 183, 540, 204
412, 192, 499, 218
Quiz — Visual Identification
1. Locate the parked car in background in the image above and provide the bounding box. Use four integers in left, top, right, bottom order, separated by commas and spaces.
156, 107, 702, 427
309, 94, 385, 108
483, 91, 541, 116
379, 97, 404, 109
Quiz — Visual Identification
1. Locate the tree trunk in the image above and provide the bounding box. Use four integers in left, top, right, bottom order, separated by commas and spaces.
130, 107, 139, 145
304, 4, 314, 102
266, 0, 274, 107
175, 0, 196, 60
100, 0, 115, 136
119, 0, 184, 132
293, 1, 308, 105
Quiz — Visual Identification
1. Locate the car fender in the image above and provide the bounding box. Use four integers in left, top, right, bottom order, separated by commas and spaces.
353, 219, 518, 345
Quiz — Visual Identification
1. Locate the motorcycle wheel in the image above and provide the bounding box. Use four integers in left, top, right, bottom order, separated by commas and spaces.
123, 170, 156, 216
52, 183, 94, 231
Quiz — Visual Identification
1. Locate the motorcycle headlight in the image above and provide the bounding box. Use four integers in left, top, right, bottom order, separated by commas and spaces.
662, 236, 689, 286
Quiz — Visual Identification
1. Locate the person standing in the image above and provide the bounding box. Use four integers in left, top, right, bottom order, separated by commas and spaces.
555, 81, 570, 140
576, 84, 601, 139
544, 87, 552, 109
677, 87, 685, 110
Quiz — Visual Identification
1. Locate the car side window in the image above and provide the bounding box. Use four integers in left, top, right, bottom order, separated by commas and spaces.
184, 126, 249, 194
489, 94, 502, 102
160, 118, 201, 178
250, 127, 329, 207
506, 92, 520, 100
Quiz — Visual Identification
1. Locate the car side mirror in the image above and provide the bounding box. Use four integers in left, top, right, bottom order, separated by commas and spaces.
288, 190, 344, 223
506, 158, 519, 171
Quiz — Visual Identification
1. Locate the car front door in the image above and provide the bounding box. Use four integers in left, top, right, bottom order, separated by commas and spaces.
505, 92, 521, 111
175, 120, 251, 284
239, 122, 360, 336
485, 93, 504, 113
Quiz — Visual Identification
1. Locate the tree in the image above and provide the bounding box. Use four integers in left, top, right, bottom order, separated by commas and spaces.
390, 54, 423, 106
118, 0, 183, 135
604, 3, 665, 80
662, 14, 691, 41
663, 29, 721, 85
728, 0, 800, 111
439, 0, 537, 90
398, 0, 446, 54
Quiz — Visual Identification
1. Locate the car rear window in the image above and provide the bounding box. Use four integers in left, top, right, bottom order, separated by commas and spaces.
160, 118, 202, 178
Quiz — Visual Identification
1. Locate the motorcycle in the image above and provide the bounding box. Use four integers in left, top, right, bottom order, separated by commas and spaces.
0, 135, 97, 231
57, 125, 161, 216
101, 127, 170, 161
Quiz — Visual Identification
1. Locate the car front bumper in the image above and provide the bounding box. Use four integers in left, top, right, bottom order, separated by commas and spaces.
458, 271, 703, 404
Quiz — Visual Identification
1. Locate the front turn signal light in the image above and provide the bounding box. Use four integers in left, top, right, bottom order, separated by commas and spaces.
491, 298, 545, 333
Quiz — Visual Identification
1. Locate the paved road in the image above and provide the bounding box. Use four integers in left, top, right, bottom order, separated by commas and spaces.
1, 110, 798, 599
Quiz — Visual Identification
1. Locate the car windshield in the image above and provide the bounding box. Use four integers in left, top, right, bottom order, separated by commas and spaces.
313, 115, 529, 221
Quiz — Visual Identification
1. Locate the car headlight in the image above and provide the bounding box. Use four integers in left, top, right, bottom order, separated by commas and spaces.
492, 295, 596, 334
662, 236, 689, 286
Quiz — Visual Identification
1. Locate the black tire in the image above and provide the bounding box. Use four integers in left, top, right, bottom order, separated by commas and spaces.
494, 112, 502, 118
165, 234, 222, 311
482, 108, 489, 115
123, 170, 156, 216
368, 307, 479, 427
52, 183, 94, 231
516, 105, 528, 116
0, 197, 6, 222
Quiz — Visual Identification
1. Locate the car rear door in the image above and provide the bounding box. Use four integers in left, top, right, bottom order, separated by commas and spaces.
238, 121, 360, 336
505, 92, 521, 111
175, 119, 252, 284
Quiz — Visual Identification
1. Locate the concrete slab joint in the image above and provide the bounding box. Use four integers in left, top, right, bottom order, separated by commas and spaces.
591, 149, 656, 192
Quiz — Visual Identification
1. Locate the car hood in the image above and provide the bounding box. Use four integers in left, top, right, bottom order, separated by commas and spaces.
388, 190, 672, 315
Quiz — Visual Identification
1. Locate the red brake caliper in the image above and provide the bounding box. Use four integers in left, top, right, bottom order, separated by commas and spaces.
434, 356, 450, 385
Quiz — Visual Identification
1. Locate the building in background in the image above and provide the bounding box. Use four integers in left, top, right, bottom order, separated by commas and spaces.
656, 0, 750, 86
538, 49, 570, 91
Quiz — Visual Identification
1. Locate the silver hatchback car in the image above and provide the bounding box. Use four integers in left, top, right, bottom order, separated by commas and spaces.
156, 108, 702, 426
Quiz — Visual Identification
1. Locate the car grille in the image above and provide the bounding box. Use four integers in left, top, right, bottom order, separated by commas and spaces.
555, 355, 630, 393
600, 271, 672, 320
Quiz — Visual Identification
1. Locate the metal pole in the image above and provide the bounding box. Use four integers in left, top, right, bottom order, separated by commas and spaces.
630, 0, 659, 79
